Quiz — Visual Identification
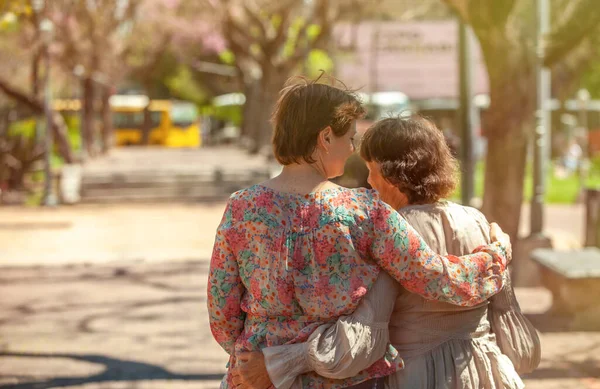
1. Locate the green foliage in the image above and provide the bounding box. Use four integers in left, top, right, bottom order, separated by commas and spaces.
450, 161, 600, 204
8, 118, 35, 138
582, 61, 600, 99
0, 12, 19, 32
270, 14, 282, 30
219, 50, 236, 65
306, 24, 321, 40
165, 66, 209, 105
8, 115, 80, 169
209, 105, 243, 126
283, 17, 302, 57
63, 114, 82, 151
305, 49, 333, 78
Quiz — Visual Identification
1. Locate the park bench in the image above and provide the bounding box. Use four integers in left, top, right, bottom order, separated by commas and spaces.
531, 247, 600, 330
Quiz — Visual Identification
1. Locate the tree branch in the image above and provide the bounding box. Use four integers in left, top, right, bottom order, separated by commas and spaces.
223, 8, 256, 61
262, 7, 292, 62
242, 1, 268, 41
544, 0, 600, 67
440, 0, 469, 22
0, 79, 43, 113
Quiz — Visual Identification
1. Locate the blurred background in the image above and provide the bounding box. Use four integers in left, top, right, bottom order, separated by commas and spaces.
1, 0, 600, 388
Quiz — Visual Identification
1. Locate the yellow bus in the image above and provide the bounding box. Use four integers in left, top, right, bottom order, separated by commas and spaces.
110, 95, 201, 148
52, 96, 202, 148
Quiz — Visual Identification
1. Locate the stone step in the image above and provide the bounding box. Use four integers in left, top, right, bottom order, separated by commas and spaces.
81, 187, 240, 203
82, 181, 253, 190
75, 146, 276, 203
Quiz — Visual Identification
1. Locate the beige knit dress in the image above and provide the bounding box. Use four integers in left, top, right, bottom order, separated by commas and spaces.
262, 201, 541, 389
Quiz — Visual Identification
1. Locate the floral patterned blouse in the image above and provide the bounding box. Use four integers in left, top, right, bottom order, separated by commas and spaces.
207, 185, 507, 388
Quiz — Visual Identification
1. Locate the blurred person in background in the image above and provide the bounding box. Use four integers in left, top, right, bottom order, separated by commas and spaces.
208, 77, 512, 389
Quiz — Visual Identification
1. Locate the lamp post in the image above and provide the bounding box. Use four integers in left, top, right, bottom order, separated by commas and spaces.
40, 15, 57, 206
73, 64, 88, 162
530, 0, 551, 235
458, 19, 475, 207
577, 88, 591, 191
31, 0, 44, 147
369, 18, 380, 95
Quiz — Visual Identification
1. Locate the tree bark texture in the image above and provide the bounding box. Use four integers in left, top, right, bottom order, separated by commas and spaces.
82, 77, 96, 156
100, 85, 113, 153
474, 28, 535, 241
248, 69, 288, 155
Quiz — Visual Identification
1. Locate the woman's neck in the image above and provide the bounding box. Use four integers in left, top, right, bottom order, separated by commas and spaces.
379, 186, 409, 210
264, 164, 337, 194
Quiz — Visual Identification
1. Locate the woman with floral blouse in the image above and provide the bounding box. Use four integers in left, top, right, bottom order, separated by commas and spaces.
207, 77, 511, 389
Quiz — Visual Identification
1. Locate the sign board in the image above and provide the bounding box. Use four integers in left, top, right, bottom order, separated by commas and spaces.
333, 21, 489, 100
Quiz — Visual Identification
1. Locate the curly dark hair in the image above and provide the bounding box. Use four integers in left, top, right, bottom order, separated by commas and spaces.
271, 76, 365, 165
359, 116, 458, 204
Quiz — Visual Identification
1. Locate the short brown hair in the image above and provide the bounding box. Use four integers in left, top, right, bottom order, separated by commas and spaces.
271, 77, 365, 165
360, 116, 458, 204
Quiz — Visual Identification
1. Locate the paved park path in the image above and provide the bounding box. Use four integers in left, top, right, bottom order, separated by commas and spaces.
0, 202, 598, 388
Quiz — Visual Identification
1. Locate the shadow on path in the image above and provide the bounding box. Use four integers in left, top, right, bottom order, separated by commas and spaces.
0, 352, 223, 389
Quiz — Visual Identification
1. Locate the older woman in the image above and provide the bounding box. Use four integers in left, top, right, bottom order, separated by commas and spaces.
233, 116, 539, 389
208, 78, 511, 389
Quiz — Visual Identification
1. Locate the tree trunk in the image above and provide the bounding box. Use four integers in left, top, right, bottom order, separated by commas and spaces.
481, 124, 529, 240
100, 86, 113, 153
141, 83, 152, 146
248, 71, 287, 155
480, 72, 534, 241
0, 108, 8, 138
141, 105, 151, 146
31, 50, 42, 98
241, 80, 260, 139
51, 111, 75, 164
81, 77, 95, 157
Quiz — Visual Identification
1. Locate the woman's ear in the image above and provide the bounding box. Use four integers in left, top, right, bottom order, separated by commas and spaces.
318, 127, 333, 151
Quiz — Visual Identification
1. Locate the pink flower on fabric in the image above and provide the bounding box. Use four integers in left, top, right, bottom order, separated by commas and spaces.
407, 229, 422, 254
401, 277, 427, 296
314, 276, 334, 296
383, 239, 396, 261
231, 199, 248, 220
372, 206, 391, 231
475, 257, 487, 273
222, 295, 240, 319
331, 191, 353, 207
365, 358, 396, 376
255, 191, 274, 211
225, 228, 247, 253
276, 278, 293, 305
291, 244, 306, 270
350, 277, 367, 302
249, 278, 262, 300
355, 233, 371, 255
211, 250, 226, 269
298, 203, 322, 229
458, 281, 473, 297
314, 237, 336, 264
446, 254, 461, 264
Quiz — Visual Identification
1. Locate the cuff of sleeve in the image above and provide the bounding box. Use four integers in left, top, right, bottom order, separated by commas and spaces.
263, 343, 311, 389
474, 241, 507, 271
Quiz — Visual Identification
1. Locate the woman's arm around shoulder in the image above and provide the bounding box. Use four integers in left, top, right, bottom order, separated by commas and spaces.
368, 199, 510, 307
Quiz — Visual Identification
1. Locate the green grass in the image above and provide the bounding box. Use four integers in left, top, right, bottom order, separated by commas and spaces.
451, 161, 600, 204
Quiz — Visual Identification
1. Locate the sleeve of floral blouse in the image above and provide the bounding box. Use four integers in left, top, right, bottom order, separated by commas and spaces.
369, 201, 509, 307
207, 202, 245, 355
